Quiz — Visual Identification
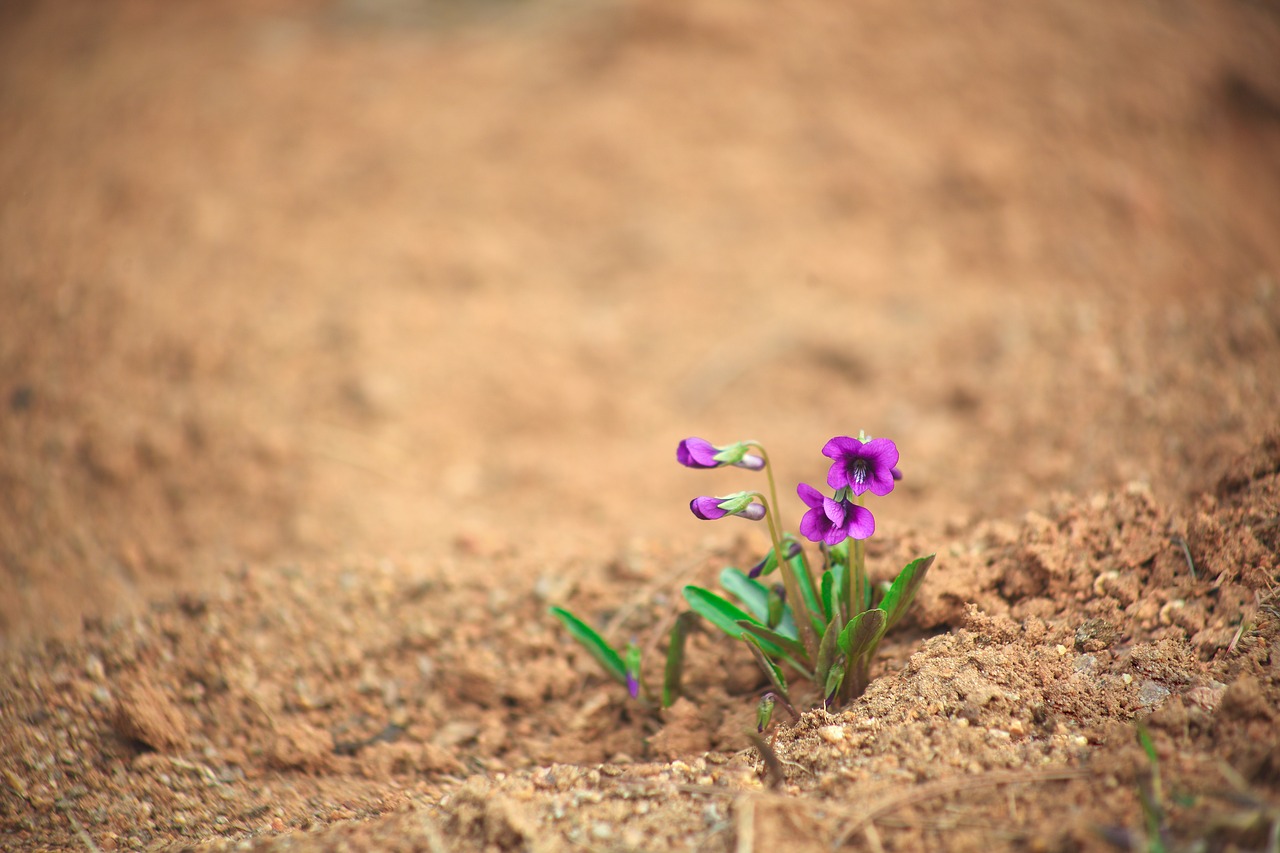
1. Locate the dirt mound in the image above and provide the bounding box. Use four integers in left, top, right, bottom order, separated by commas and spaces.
1, 434, 1276, 850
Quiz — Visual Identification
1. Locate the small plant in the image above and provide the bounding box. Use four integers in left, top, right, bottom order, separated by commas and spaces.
550, 433, 934, 724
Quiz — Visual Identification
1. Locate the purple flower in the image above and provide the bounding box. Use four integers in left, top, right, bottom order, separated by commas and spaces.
797, 483, 874, 545
626, 672, 640, 699
822, 436, 899, 497
676, 437, 765, 471
690, 492, 766, 521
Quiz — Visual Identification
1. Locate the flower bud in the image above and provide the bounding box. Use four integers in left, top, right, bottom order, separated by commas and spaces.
689, 492, 765, 521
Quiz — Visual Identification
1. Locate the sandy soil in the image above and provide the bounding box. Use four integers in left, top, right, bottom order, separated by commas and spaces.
2, 1, 1279, 850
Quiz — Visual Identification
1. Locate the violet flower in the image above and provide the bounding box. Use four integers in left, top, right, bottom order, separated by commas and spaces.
690, 492, 766, 521
797, 482, 874, 545
677, 437, 765, 471
822, 436, 899, 497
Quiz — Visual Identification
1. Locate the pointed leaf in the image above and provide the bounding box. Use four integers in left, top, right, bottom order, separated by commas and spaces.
719, 567, 769, 621
683, 586, 784, 656
820, 571, 834, 622
786, 543, 823, 624
877, 554, 935, 631
838, 608, 887, 662
741, 632, 791, 704
823, 661, 846, 700
663, 611, 697, 708
832, 561, 850, 624
736, 621, 810, 669
549, 607, 628, 687
719, 568, 798, 638
814, 614, 843, 691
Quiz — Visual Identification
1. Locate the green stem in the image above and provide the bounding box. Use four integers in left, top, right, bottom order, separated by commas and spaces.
840, 494, 869, 704
750, 442, 822, 620
750, 491, 819, 663
747, 442, 782, 532
844, 494, 866, 626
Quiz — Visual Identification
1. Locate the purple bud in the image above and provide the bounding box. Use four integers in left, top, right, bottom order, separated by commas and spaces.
626, 673, 640, 699
690, 492, 764, 522
690, 496, 729, 520
677, 437, 765, 471
676, 437, 721, 468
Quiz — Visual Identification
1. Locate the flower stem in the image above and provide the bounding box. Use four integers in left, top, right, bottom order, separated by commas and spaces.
747, 442, 781, 528
751, 491, 820, 663
840, 494, 869, 704
751, 441, 821, 613
855, 492, 869, 606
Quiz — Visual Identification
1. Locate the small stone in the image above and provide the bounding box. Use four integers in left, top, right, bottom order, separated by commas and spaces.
1073, 654, 1098, 676
817, 725, 845, 744
1138, 680, 1171, 709
1075, 618, 1118, 652
85, 655, 106, 682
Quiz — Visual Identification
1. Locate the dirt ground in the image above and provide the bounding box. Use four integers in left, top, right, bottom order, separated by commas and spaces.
3, 0, 1280, 850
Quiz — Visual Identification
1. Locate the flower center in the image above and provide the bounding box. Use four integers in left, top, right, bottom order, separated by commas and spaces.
850, 459, 869, 485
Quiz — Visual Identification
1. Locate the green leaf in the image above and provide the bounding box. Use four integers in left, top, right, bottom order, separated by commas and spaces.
814, 614, 843, 692
820, 571, 834, 623
663, 611, 697, 708
823, 661, 846, 700
832, 561, 850, 624
755, 694, 776, 733
719, 568, 798, 638
838, 608, 887, 662
877, 554, 935, 631
735, 621, 812, 674
683, 586, 784, 657
786, 541, 824, 625
741, 633, 791, 704
549, 607, 628, 687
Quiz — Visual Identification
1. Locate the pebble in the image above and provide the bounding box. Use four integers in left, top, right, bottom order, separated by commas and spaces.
1138, 680, 1170, 708
85, 654, 105, 682
817, 725, 845, 744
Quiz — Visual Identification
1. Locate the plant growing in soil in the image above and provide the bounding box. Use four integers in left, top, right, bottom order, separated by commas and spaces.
550, 434, 933, 726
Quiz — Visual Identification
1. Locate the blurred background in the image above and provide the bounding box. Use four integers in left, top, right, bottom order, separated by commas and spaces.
2, 0, 1279, 642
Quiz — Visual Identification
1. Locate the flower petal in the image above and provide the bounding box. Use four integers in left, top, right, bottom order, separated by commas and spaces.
690, 496, 727, 519
862, 437, 899, 467
823, 496, 847, 527
862, 438, 899, 496
845, 504, 875, 540
821, 435, 861, 460
677, 437, 721, 468
796, 482, 825, 509
799, 506, 831, 542
823, 524, 850, 546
